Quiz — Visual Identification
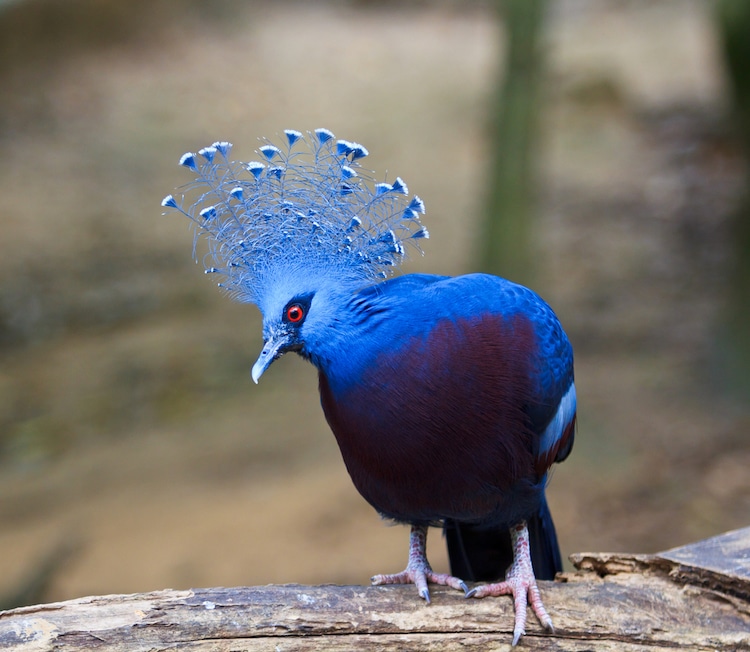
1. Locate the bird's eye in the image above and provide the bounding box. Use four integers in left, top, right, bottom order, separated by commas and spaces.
286, 303, 305, 323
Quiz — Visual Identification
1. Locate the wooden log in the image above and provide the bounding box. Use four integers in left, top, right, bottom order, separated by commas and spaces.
2, 528, 749, 651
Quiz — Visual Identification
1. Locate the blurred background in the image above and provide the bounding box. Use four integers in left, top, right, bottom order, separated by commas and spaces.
1, 0, 749, 607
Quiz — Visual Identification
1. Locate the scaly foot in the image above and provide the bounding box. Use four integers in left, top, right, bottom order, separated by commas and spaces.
371, 524, 469, 603
466, 521, 554, 646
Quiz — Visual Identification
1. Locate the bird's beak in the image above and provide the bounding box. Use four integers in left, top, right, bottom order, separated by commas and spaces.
251, 333, 292, 384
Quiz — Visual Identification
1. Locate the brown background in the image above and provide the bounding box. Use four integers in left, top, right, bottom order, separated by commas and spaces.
0, 0, 748, 603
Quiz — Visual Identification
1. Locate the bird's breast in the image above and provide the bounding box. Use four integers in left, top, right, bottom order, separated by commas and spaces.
318, 312, 545, 526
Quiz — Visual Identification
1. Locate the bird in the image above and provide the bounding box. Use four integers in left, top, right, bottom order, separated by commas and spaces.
162, 129, 576, 646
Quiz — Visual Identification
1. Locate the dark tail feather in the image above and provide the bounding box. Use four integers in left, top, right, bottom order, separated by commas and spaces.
444, 497, 562, 582
527, 495, 563, 580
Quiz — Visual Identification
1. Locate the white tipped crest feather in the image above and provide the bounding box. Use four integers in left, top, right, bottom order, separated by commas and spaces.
164, 129, 428, 306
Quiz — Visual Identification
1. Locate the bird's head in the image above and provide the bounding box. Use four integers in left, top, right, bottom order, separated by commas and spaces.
162, 128, 428, 382
250, 291, 311, 384
248, 268, 344, 383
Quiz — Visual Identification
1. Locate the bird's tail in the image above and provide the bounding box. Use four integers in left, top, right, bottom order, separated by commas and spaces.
444, 495, 562, 582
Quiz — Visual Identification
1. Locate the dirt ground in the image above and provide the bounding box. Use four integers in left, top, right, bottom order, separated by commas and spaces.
0, 0, 748, 605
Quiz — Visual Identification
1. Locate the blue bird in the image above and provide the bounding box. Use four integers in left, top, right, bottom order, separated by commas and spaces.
162, 129, 576, 646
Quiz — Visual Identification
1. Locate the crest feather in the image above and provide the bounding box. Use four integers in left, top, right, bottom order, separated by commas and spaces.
162, 129, 429, 304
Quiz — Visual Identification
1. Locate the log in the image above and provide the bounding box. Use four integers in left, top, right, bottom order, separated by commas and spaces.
2, 528, 749, 651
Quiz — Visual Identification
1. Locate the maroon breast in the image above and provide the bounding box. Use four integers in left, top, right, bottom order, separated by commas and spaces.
318, 313, 545, 526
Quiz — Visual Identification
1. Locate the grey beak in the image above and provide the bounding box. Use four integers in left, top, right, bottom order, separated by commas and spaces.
251, 334, 291, 384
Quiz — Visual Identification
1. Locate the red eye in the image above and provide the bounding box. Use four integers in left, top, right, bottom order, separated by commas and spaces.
286, 303, 305, 323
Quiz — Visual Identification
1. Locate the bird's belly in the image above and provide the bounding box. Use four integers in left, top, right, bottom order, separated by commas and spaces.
322, 398, 543, 527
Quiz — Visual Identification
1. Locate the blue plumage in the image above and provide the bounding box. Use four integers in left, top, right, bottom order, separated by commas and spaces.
163, 129, 575, 646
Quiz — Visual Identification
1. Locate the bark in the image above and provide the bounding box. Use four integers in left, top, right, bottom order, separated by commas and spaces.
2, 527, 748, 651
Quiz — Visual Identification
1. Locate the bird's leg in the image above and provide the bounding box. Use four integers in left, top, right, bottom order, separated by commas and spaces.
371, 524, 470, 603
466, 521, 554, 646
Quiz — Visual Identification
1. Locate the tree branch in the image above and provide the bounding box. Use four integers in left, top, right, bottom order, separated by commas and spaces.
2, 528, 749, 651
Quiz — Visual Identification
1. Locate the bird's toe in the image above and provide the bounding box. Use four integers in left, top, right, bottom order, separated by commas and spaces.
424, 570, 470, 594
371, 568, 432, 603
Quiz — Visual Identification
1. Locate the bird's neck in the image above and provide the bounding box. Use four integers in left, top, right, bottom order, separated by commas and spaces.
302, 285, 403, 391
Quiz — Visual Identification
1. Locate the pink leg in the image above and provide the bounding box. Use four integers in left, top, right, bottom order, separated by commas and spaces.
371, 524, 469, 603
467, 521, 554, 646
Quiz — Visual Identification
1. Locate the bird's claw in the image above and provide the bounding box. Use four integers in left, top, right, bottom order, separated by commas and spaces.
469, 574, 554, 646
371, 525, 470, 604
466, 521, 554, 646
371, 567, 468, 604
